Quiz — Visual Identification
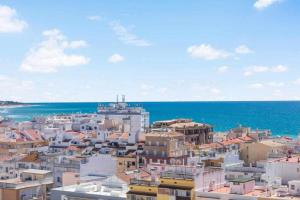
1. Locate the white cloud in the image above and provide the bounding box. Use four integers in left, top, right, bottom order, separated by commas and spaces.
0, 5, 27, 33
87, 15, 101, 21
67, 40, 87, 49
108, 54, 125, 63
248, 81, 285, 90
110, 21, 151, 47
271, 65, 287, 72
254, 0, 281, 10
248, 83, 264, 89
244, 65, 288, 76
235, 45, 253, 54
217, 66, 229, 73
187, 44, 230, 60
294, 78, 300, 85
20, 29, 90, 73
267, 81, 285, 87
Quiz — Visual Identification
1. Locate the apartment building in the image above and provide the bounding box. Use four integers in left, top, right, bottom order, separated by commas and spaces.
0, 169, 53, 200
142, 132, 188, 166
240, 140, 286, 166
153, 119, 213, 145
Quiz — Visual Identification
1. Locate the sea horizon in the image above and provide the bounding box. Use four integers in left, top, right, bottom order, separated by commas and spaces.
1, 101, 300, 138
16, 100, 300, 104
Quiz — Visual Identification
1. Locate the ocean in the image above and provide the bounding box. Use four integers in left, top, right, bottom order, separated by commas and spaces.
1, 101, 300, 137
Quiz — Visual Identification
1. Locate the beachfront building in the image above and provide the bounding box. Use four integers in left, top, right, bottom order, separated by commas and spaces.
240, 140, 286, 166
153, 119, 213, 145
227, 126, 271, 141
0, 169, 53, 200
142, 132, 188, 166
97, 95, 150, 144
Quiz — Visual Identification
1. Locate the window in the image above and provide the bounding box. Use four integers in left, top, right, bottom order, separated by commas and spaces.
176, 189, 188, 197
291, 185, 295, 190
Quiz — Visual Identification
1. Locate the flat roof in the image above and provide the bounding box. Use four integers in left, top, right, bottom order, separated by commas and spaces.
146, 132, 184, 138
260, 140, 285, 147
22, 169, 52, 175
229, 178, 254, 183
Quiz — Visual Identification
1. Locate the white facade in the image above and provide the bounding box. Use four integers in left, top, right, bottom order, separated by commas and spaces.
288, 180, 300, 196
51, 176, 128, 200
97, 98, 149, 144
80, 154, 117, 177
263, 158, 300, 185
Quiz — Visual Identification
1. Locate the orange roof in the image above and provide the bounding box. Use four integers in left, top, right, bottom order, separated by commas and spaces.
117, 169, 151, 183
107, 132, 120, 140
269, 156, 300, 163
120, 132, 129, 140
219, 138, 244, 146
22, 129, 43, 141
199, 143, 224, 149
66, 131, 85, 140
19, 152, 40, 163
239, 136, 255, 142
107, 132, 129, 141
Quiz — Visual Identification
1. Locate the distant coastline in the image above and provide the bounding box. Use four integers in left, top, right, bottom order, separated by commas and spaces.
0, 101, 28, 109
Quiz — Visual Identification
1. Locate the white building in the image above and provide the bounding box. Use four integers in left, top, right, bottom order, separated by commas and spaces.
262, 156, 300, 185
51, 175, 128, 200
147, 163, 225, 192
53, 154, 117, 187
288, 180, 300, 196
97, 95, 149, 144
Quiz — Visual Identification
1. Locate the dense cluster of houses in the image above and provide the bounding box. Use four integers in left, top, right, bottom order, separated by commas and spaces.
0, 99, 300, 200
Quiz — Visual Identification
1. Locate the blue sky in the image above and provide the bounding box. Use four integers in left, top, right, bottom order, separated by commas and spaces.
0, 0, 300, 102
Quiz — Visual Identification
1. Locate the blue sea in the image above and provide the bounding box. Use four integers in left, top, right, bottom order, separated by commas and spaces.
1, 101, 300, 137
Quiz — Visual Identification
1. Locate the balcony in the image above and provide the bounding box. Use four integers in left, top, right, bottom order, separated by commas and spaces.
0, 177, 53, 189
160, 171, 194, 180
130, 178, 158, 187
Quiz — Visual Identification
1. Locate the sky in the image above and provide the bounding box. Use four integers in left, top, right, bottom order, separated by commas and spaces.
0, 0, 300, 102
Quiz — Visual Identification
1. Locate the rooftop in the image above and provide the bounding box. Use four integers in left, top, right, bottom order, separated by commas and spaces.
22, 169, 52, 175
260, 140, 285, 147
145, 131, 184, 138
169, 122, 209, 128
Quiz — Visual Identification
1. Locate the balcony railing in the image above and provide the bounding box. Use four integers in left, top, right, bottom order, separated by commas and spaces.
160, 171, 194, 180
130, 178, 158, 187
0, 177, 53, 189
